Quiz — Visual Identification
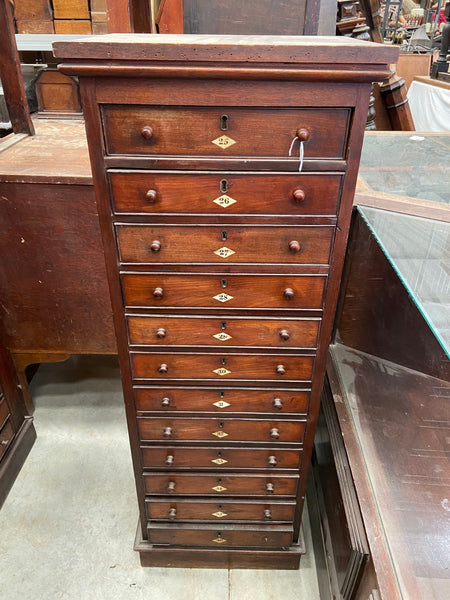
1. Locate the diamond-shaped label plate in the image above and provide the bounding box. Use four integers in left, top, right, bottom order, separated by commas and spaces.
213, 332, 232, 342
213, 293, 233, 303
214, 247, 235, 258
212, 135, 236, 148
211, 457, 228, 465
213, 400, 231, 408
213, 195, 237, 208
212, 368, 231, 376
212, 485, 227, 492
213, 537, 227, 544
212, 430, 228, 438
212, 511, 228, 518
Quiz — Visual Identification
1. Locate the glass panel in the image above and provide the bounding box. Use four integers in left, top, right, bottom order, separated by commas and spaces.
359, 206, 450, 357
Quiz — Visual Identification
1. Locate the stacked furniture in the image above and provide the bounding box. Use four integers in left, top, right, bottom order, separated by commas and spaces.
53, 34, 397, 568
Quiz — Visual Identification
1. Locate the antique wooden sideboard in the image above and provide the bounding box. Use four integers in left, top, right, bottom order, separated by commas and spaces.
52, 35, 397, 568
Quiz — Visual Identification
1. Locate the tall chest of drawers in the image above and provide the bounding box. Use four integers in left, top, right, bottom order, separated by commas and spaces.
54, 35, 397, 569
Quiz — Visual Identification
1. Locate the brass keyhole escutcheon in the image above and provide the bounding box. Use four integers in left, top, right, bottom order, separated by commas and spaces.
220, 179, 229, 193
221, 358, 226, 366
221, 278, 227, 289
220, 391, 225, 398
221, 230, 227, 241
220, 115, 229, 131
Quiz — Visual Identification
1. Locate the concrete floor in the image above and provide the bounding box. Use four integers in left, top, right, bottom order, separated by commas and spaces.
0, 355, 320, 600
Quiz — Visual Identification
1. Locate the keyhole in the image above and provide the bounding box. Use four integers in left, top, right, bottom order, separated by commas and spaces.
220, 115, 229, 131
218, 452, 222, 457
221, 230, 227, 241
220, 391, 224, 398
221, 321, 227, 330
220, 179, 228, 193
221, 278, 227, 288
221, 358, 226, 366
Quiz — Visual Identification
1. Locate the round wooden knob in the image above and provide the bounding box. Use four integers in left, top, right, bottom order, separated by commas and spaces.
293, 189, 306, 203
159, 364, 169, 374
165, 455, 174, 466
264, 509, 272, 520
268, 455, 277, 467
145, 189, 157, 203
276, 365, 285, 376
288, 240, 301, 253
273, 398, 283, 410
141, 126, 153, 139
270, 428, 280, 439
150, 240, 161, 252
156, 328, 166, 339
153, 287, 164, 299
266, 483, 274, 494
163, 426, 172, 438
167, 481, 176, 493
161, 397, 171, 407
297, 127, 310, 142
279, 330, 290, 341
284, 288, 294, 300
168, 508, 177, 520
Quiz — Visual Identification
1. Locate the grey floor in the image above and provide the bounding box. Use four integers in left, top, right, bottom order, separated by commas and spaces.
0, 355, 320, 600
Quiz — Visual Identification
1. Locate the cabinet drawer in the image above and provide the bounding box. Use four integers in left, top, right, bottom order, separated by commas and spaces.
109, 171, 342, 216
146, 498, 296, 522
141, 446, 302, 470
103, 106, 349, 159
147, 522, 293, 548
135, 387, 309, 415
127, 315, 320, 348
116, 224, 333, 265
0, 419, 14, 460
0, 397, 10, 429
122, 273, 326, 310
138, 417, 305, 444
131, 352, 314, 382
144, 473, 298, 496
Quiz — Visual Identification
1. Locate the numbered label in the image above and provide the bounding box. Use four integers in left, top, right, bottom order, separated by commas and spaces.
213, 332, 232, 342
213, 194, 237, 208
212, 511, 228, 518
214, 247, 236, 258
213, 400, 231, 408
212, 135, 236, 148
213, 293, 233, 303
211, 457, 228, 465
212, 485, 227, 492
212, 430, 228, 438
212, 368, 231, 376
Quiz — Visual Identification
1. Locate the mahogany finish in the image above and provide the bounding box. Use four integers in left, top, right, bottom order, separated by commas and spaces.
54, 34, 397, 568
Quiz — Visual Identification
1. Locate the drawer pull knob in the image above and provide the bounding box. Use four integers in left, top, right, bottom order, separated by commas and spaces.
156, 328, 166, 339
264, 509, 272, 520
276, 365, 285, 375
165, 455, 174, 466
273, 398, 283, 410
266, 483, 274, 494
161, 397, 171, 407
167, 481, 176, 493
288, 240, 301, 253
153, 287, 164, 299
279, 330, 290, 341
284, 288, 295, 300
150, 240, 161, 252
296, 127, 311, 142
270, 428, 280, 440
293, 189, 306, 203
268, 455, 277, 467
163, 426, 172, 438
168, 508, 177, 520
145, 189, 157, 203
159, 364, 169, 374
141, 126, 154, 139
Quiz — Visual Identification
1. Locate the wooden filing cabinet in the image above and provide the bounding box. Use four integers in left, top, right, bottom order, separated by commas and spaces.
54, 35, 397, 568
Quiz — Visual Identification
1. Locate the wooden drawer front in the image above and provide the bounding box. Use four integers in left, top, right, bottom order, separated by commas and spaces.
109, 171, 342, 216
138, 417, 305, 444
147, 523, 293, 548
128, 315, 320, 349
131, 352, 314, 382
122, 273, 326, 310
146, 499, 296, 522
0, 419, 14, 460
144, 473, 298, 496
103, 106, 349, 159
116, 225, 333, 265
0, 397, 10, 429
141, 447, 302, 470
135, 387, 309, 415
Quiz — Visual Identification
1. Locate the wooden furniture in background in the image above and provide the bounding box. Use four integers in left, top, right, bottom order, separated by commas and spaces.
0, 330, 36, 509
35, 70, 82, 117
155, 0, 183, 33
54, 34, 397, 568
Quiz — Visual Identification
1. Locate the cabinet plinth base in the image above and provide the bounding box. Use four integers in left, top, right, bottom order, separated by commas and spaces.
134, 521, 305, 569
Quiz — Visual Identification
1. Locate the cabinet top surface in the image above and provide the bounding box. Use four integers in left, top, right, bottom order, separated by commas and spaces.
53, 33, 398, 66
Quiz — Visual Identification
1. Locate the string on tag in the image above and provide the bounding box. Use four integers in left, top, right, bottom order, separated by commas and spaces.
289, 136, 304, 173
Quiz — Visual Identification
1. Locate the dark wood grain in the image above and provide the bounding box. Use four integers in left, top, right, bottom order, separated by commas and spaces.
110, 171, 342, 216
127, 315, 320, 348
141, 446, 302, 470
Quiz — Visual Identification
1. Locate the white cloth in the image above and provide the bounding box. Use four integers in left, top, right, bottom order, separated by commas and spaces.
407, 80, 450, 132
